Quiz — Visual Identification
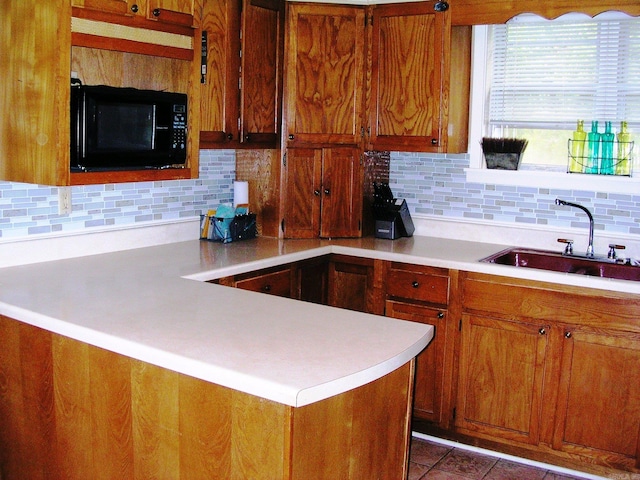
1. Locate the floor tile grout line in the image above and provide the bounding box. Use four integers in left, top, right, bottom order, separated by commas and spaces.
412, 432, 609, 480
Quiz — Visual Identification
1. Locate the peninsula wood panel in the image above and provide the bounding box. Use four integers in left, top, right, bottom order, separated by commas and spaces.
0, 315, 415, 479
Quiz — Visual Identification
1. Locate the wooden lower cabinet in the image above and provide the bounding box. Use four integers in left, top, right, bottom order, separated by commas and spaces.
0, 315, 415, 480
457, 271, 640, 474
386, 301, 447, 425
456, 313, 550, 446
328, 255, 378, 313
552, 324, 640, 470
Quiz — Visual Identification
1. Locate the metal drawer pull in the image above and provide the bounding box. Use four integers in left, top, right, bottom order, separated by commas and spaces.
412, 281, 419, 288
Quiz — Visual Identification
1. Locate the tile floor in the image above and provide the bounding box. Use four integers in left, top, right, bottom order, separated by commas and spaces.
408, 436, 594, 480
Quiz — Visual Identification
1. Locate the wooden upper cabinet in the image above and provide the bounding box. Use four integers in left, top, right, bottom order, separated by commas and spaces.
200, 0, 284, 149
284, 4, 365, 147
72, 0, 198, 29
200, 0, 241, 145
147, 0, 197, 27
72, 0, 133, 16
368, 2, 449, 152
240, 0, 285, 147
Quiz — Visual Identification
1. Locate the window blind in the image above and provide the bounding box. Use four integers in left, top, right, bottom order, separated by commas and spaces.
488, 15, 640, 131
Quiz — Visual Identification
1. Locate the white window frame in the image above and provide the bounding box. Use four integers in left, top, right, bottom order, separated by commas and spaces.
465, 20, 640, 194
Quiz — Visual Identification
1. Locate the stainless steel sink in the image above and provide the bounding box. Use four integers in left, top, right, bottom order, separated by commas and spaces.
480, 247, 640, 282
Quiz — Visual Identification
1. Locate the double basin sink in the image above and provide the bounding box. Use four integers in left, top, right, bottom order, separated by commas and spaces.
481, 247, 640, 282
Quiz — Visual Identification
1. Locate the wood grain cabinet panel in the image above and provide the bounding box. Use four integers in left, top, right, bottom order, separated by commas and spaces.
0, 315, 415, 479
284, 3, 365, 147
553, 326, 640, 470
368, 2, 449, 152
234, 266, 292, 298
457, 271, 640, 474
456, 313, 550, 446
200, 0, 284, 149
384, 263, 451, 427
283, 147, 362, 238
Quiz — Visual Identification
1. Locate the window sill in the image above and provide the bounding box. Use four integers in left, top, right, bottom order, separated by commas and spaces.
465, 168, 640, 194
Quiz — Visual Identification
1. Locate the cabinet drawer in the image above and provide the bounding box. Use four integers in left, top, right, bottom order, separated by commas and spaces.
235, 268, 291, 298
386, 264, 449, 306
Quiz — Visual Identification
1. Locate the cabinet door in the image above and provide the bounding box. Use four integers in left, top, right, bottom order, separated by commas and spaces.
200, 0, 240, 145
148, 0, 196, 27
553, 326, 640, 470
72, 0, 133, 16
284, 3, 365, 146
456, 313, 550, 445
283, 148, 322, 238
327, 256, 375, 313
369, 2, 448, 152
386, 300, 446, 424
239, 0, 284, 147
320, 147, 362, 238
234, 266, 292, 298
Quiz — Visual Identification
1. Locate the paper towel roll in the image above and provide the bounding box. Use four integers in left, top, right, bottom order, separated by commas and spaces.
234, 181, 249, 207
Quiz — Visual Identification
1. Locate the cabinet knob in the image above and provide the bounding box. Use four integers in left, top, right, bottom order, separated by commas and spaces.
538, 327, 546, 335
288, 134, 295, 140
437, 311, 444, 319
131, 4, 139, 13
227, 133, 233, 140
244, 134, 250, 142
431, 138, 438, 145
324, 188, 330, 195
565, 331, 572, 338
313, 190, 320, 196
412, 281, 419, 288
262, 284, 271, 293
152, 8, 161, 16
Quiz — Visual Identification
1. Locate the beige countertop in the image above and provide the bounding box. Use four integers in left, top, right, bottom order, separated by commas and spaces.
0, 235, 637, 407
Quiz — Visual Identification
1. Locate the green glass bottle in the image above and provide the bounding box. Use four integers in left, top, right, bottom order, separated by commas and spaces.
600, 121, 615, 175
616, 121, 631, 176
569, 120, 586, 173
585, 120, 600, 174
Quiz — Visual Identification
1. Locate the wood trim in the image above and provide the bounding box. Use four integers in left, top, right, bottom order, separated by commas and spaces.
451, 0, 640, 26
70, 168, 193, 185
71, 32, 194, 59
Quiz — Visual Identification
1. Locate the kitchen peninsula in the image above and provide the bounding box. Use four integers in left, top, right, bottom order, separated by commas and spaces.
1, 235, 640, 478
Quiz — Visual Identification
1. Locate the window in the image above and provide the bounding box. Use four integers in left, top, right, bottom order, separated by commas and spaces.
468, 12, 639, 187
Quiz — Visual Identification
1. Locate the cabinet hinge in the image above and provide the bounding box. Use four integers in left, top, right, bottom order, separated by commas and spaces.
452, 407, 456, 420
358, 220, 361, 231
459, 319, 462, 331
281, 219, 285, 232
283, 152, 287, 167
366, 14, 373, 26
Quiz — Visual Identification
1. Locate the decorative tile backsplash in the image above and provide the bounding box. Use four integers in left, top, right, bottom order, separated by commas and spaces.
0, 150, 639, 240
0, 150, 235, 239
390, 152, 640, 236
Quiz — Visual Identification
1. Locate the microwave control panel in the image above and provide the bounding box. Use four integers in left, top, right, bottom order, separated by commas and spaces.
172, 104, 187, 151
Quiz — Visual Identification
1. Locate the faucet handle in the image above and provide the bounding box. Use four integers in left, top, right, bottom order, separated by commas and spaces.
557, 238, 574, 255
608, 243, 625, 259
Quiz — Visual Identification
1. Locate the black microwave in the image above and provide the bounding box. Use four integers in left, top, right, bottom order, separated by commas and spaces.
70, 84, 188, 171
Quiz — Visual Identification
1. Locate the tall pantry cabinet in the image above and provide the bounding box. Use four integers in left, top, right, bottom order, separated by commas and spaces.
282, 4, 366, 238
280, 1, 452, 238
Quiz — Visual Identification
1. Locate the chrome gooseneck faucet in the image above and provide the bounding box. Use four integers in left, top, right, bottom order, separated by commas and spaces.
555, 199, 595, 257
